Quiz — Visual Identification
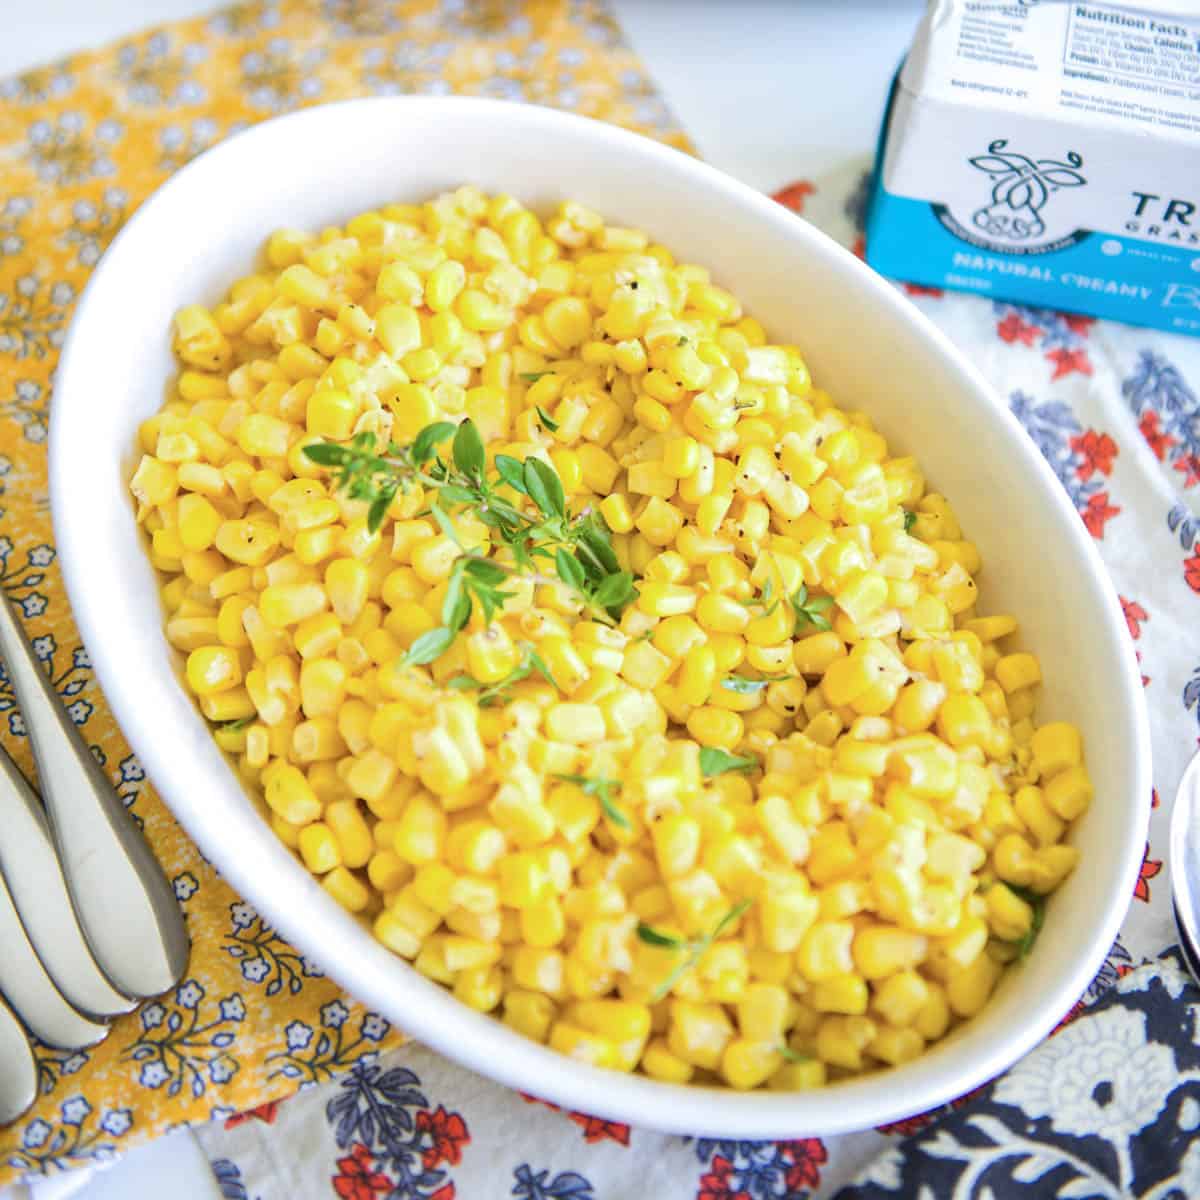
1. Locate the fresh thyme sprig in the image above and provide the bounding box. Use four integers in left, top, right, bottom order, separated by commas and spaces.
303, 422, 455, 533
636, 899, 754, 1001
553, 772, 629, 829
903, 509, 918, 533
305, 420, 637, 665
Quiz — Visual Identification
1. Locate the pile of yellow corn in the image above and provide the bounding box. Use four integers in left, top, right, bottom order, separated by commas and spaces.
130, 187, 1091, 1091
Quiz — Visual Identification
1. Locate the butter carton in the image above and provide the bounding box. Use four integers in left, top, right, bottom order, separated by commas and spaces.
866, 0, 1200, 336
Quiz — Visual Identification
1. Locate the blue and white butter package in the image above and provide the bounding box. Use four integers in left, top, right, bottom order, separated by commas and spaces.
866, 0, 1200, 337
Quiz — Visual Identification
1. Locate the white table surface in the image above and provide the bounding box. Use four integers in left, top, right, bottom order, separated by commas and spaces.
0, 1, 925, 1195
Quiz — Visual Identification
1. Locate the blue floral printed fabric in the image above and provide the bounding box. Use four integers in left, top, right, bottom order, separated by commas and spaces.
837, 957, 1200, 1199
190, 146, 1200, 1200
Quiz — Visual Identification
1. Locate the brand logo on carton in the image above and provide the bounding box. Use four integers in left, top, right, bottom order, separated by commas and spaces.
932, 139, 1089, 255
1126, 192, 1200, 246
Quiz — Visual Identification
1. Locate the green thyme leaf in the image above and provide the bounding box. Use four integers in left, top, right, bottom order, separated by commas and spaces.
591, 570, 636, 612
476, 664, 532, 707
494, 454, 528, 494
411, 421, 456, 464
738, 576, 778, 618
644, 899, 755, 1000
522, 459, 554, 517
598, 792, 628, 829
302, 442, 351, 467
699, 747, 760, 777
520, 371, 552, 383
218, 715, 255, 732
525, 649, 559, 691
553, 772, 628, 829
791, 586, 835, 634
452, 419, 485, 480
710, 898, 753, 940
524, 457, 566, 519
777, 1044, 812, 1064
903, 509, 917, 533
555, 548, 587, 592
636, 923, 685, 949
720, 674, 790, 695
535, 405, 560, 432
428, 502, 464, 547
463, 558, 508, 586
1008, 884, 1047, 959
448, 644, 560, 708
366, 490, 392, 534
463, 572, 511, 625
442, 566, 471, 632
576, 513, 621, 577
400, 626, 456, 667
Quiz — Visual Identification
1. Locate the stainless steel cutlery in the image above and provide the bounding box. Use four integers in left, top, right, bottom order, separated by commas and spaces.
0, 996, 37, 1127
0, 592, 191, 1124
0, 745, 133, 1019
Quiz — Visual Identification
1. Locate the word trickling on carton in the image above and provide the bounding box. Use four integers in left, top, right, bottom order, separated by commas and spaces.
866, 0, 1200, 337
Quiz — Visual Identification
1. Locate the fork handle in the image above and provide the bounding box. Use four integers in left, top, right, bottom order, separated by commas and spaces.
0, 994, 36, 1126
0, 865, 109, 1049
0, 594, 189, 998
0, 745, 134, 1017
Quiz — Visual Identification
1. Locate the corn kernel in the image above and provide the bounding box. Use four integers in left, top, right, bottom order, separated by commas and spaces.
995, 653, 1042, 693
1043, 765, 1093, 821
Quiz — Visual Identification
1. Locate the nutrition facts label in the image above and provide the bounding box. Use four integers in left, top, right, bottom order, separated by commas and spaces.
1062, 3, 1200, 135
1066, 5, 1200, 90
908, 0, 1200, 139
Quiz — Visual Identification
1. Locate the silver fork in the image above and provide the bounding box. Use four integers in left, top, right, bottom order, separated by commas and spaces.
0, 593, 191, 1123
0, 744, 134, 1020
0, 593, 190, 998
0, 996, 37, 1126
0, 814, 112, 1125
0, 740, 132, 1123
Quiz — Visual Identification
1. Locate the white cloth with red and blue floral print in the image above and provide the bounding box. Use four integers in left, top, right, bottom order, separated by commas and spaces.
190, 160, 1200, 1200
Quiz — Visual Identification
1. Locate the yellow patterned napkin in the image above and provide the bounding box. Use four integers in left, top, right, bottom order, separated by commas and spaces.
0, 1, 686, 1182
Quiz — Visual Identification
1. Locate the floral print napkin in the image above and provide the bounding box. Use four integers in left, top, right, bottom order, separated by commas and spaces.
0, 0, 684, 1187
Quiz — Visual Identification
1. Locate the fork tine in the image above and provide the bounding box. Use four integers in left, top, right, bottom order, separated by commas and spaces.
0, 994, 36, 1125
0, 866, 109, 1051
0, 745, 135, 1018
